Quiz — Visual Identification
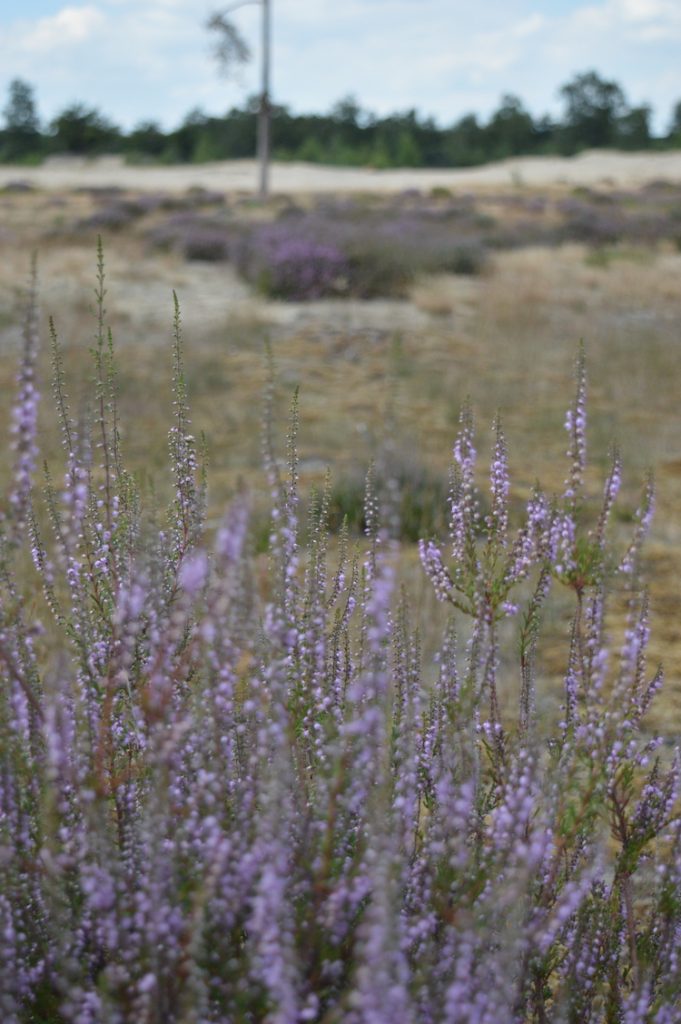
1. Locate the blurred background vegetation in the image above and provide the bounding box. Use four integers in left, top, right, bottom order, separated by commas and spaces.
2, 70, 681, 168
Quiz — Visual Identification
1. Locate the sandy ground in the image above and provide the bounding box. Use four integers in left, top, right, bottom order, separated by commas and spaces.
2, 149, 681, 194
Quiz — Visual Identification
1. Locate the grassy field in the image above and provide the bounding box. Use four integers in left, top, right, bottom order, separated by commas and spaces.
1, 179, 680, 721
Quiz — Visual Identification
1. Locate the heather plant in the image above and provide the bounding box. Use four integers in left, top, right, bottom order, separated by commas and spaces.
146, 212, 233, 262
233, 211, 488, 299
1, 252, 680, 1024
556, 199, 637, 247
180, 227, 233, 263
76, 201, 145, 234
233, 222, 350, 299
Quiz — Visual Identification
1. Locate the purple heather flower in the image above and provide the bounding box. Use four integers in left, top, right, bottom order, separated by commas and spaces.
563, 347, 587, 507
7, 269, 40, 532
179, 549, 209, 594
620, 475, 655, 574
449, 408, 477, 563
418, 539, 452, 603
487, 417, 509, 542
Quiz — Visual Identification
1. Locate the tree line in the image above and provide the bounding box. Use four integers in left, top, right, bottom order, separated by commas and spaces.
2, 72, 681, 169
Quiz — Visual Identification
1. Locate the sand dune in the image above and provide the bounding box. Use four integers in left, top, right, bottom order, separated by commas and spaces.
1, 149, 681, 194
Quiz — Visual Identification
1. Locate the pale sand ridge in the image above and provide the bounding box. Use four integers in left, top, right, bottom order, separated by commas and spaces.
2, 149, 681, 193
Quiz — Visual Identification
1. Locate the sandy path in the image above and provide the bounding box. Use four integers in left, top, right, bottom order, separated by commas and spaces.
2, 149, 681, 194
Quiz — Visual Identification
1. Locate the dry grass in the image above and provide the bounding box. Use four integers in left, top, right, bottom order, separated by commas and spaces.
1, 183, 680, 713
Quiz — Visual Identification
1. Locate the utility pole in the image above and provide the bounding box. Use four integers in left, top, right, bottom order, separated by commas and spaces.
257, 0, 271, 199
206, 0, 272, 199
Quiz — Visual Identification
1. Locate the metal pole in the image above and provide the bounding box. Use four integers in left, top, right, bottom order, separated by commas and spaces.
257, 0, 271, 198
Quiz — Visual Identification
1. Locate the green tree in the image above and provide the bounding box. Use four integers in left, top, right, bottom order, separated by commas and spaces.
297, 135, 325, 163
559, 70, 628, 151
445, 114, 487, 166
49, 104, 122, 155
394, 128, 422, 167
124, 120, 166, 160
616, 105, 651, 150
668, 100, 681, 142
1, 78, 41, 160
331, 95, 364, 127
485, 94, 537, 158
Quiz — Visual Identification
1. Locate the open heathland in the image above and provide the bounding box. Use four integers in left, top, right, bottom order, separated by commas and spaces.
1, 171, 680, 696
1, 162, 680, 1021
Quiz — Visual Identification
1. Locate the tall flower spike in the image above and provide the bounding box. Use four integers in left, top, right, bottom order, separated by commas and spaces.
595, 445, 622, 548
418, 539, 453, 604
619, 472, 655, 575
449, 403, 477, 564
7, 257, 40, 534
564, 343, 587, 509
168, 291, 199, 556
49, 316, 73, 457
488, 415, 509, 543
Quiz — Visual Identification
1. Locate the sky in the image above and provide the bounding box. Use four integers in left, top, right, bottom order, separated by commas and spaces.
0, 0, 680, 134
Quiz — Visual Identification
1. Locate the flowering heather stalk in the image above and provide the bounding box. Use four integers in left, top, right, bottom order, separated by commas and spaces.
0, 258, 680, 1023
5, 257, 40, 538
564, 343, 587, 509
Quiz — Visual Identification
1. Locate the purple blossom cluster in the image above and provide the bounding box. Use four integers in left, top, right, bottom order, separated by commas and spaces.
234, 223, 351, 300
226, 210, 488, 299
0, 267, 680, 1023
6, 260, 40, 536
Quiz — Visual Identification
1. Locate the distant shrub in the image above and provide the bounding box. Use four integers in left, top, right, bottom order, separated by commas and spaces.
183, 186, 226, 207
234, 223, 350, 299
276, 200, 306, 220
75, 201, 141, 232
72, 184, 124, 197
434, 237, 488, 275
181, 226, 232, 261
1, 179, 35, 193
557, 198, 625, 245
146, 212, 232, 260
231, 208, 489, 300
80, 190, 228, 238
343, 239, 415, 297
557, 197, 677, 247
373, 215, 489, 280
74, 193, 173, 234
146, 212, 193, 250
137, 190, 223, 213
123, 192, 172, 215
486, 219, 565, 250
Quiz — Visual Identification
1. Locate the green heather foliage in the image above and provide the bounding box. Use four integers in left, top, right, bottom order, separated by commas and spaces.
0, 252, 680, 1022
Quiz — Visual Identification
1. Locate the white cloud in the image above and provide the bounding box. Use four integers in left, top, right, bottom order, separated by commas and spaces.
617, 0, 679, 20
512, 13, 546, 38
22, 6, 105, 52
569, 0, 681, 35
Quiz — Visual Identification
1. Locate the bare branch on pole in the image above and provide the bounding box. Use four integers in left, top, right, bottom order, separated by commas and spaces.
206, 1, 271, 199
